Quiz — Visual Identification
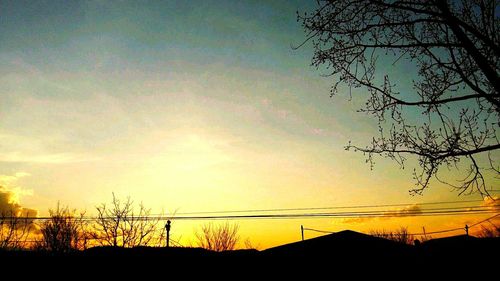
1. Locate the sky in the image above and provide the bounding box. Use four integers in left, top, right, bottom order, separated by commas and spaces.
0, 0, 498, 249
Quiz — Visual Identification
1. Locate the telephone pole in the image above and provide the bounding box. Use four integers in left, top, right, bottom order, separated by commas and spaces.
165, 220, 171, 248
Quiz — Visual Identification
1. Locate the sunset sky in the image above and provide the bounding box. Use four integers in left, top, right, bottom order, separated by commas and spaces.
1, 0, 498, 248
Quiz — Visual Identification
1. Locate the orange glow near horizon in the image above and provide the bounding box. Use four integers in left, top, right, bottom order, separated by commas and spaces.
2, 170, 497, 249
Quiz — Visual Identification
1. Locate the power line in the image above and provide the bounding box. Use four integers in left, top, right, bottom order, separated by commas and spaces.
302, 213, 499, 237
173, 210, 497, 221
2, 205, 496, 221
302, 226, 464, 236
410, 227, 464, 236
171, 207, 498, 220
469, 213, 500, 227
165, 199, 488, 215
4, 206, 496, 221
1, 198, 496, 222
302, 227, 334, 234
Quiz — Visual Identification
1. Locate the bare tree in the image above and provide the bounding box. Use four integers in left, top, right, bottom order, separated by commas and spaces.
244, 238, 260, 250
298, 0, 499, 195
195, 222, 239, 252
0, 210, 36, 249
370, 226, 415, 245
476, 222, 500, 237
91, 194, 163, 247
418, 226, 433, 243
37, 204, 86, 253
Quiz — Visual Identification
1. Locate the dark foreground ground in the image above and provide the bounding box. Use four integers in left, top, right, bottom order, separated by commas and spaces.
1, 230, 498, 277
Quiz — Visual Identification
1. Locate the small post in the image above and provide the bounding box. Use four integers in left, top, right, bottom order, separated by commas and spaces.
301, 225, 304, 241
465, 224, 469, 237
165, 220, 171, 248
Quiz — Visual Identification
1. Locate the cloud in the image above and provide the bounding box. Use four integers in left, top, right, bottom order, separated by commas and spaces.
0, 152, 99, 164
0, 172, 30, 186
341, 217, 372, 224
310, 128, 326, 136
0, 173, 38, 229
0, 133, 100, 164
0, 187, 37, 216
341, 205, 423, 224
384, 204, 422, 217
0, 186, 38, 230
482, 196, 499, 211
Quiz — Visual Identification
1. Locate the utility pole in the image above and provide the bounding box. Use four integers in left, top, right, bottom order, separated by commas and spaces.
165, 220, 171, 248
301, 225, 304, 241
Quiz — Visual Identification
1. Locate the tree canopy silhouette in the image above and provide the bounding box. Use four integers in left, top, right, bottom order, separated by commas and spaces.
298, 0, 499, 195
92, 194, 164, 247
37, 204, 86, 253
195, 222, 239, 252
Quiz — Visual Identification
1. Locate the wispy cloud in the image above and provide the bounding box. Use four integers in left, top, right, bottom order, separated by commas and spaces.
0, 172, 30, 186
0, 151, 99, 164
0, 172, 34, 202
385, 204, 422, 217
341, 217, 372, 224
0, 133, 100, 164
341, 205, 422, 224
310, 128, 327, 136
8, 56, 78, 94
482, 196, 499, 212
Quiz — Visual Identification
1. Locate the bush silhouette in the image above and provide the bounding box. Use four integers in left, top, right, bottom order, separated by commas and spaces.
37, 204, 85, 252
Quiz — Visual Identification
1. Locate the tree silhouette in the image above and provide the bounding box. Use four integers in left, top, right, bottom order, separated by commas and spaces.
0, 210, 35, 249
195, 222, 239, 252
298, 0, 499, 195
477, 224, 500, 237
91, 194, 164, 247
370, 227, 415, 245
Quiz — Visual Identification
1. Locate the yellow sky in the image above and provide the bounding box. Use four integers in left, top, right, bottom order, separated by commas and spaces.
1, 170, 497, 249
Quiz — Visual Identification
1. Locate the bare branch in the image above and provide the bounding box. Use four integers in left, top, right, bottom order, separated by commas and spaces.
299, 0, 500, 195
